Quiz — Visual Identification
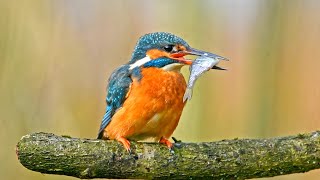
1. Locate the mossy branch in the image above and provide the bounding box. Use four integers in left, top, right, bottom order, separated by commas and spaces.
16, 131, 320, 179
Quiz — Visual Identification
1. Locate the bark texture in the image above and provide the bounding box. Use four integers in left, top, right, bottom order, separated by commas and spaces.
16, 131, 320, 179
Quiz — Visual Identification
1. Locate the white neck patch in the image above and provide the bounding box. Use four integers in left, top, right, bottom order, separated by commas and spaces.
161, 63, 184, 72
129, 56, 151, 70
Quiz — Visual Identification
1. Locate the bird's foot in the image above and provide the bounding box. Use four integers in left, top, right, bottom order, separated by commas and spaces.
159, 137, 173, 149
116, 137, 131, 153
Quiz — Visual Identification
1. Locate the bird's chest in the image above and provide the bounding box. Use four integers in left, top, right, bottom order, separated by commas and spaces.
132, 67, 187, 106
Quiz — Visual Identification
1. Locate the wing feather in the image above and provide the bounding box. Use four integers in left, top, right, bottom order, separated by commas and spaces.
97, 65, 132, 139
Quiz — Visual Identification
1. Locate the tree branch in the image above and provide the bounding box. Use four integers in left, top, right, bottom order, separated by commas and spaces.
16, 131, 320, 179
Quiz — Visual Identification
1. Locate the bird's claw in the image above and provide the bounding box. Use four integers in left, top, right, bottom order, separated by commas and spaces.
159, 137, 173, 149
116, 137, 131, 153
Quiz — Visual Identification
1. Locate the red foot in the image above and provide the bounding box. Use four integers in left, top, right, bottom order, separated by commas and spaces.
116, 137, 131, 153
159, 137, 173, 149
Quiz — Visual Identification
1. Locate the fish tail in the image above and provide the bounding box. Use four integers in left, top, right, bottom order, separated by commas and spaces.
183, 88, 193, 102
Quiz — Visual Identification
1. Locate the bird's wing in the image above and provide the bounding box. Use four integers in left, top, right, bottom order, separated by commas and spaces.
97, 65, 132, 139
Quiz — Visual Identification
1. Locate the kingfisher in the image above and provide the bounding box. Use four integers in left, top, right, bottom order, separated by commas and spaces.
97, 32, 226, 152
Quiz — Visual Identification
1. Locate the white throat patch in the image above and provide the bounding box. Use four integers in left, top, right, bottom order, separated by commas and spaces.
162, 63, 184, 72
129, 56, 151, 70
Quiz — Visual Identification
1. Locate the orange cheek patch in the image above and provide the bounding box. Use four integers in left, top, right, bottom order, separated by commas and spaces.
146, 49, 170, 59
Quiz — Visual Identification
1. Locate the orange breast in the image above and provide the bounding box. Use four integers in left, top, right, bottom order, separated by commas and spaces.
105, 67, 187, 141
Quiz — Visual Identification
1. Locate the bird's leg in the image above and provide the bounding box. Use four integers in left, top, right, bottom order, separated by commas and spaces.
159, 137, 173, 149
116, 136, 131, 153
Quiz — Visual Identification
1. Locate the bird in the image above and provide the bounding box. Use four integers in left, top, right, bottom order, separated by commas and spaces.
97, 32, 226, 152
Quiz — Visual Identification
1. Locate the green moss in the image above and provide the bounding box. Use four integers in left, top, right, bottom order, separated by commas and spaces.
16, 131, 320, 179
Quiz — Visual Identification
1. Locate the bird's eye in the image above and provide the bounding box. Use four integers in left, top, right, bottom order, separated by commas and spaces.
163, 45, 174, 52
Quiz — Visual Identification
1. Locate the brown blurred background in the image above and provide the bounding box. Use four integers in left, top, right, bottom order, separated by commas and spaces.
1, 0, 320, 179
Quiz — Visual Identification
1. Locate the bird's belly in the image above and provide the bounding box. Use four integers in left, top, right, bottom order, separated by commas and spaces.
130, 109, 180, 141
105, 67, 186, 141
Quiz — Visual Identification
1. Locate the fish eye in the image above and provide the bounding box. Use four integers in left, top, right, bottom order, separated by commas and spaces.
163, 45, 174, 52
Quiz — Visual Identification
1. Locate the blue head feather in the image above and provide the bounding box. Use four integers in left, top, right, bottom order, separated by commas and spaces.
130, 32, 190, 63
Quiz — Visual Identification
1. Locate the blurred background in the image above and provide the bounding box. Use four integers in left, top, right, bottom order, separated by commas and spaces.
1, 0, 319, 179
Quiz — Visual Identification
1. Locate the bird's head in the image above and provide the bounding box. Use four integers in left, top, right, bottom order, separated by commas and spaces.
129, 32, 226, 70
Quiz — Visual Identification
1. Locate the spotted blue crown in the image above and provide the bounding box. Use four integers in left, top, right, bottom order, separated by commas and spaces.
130, 32, 190, 63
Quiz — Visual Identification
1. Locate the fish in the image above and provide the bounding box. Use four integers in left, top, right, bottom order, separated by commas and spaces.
183, 55, 226, 102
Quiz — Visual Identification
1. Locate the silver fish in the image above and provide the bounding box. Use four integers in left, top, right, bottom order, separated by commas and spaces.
183, 56, 222, 102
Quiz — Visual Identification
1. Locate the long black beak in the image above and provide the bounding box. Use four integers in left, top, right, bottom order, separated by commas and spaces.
186, 48, 229, 61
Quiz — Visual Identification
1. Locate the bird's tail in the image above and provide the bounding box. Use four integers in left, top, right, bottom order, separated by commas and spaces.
97, 106, 113, 139
183, 88, 193, 102
97, 131, 103, 139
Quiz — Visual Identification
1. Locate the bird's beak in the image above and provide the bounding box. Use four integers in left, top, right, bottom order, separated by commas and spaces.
185, 47, 228, 61
170, 47, 228, 70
